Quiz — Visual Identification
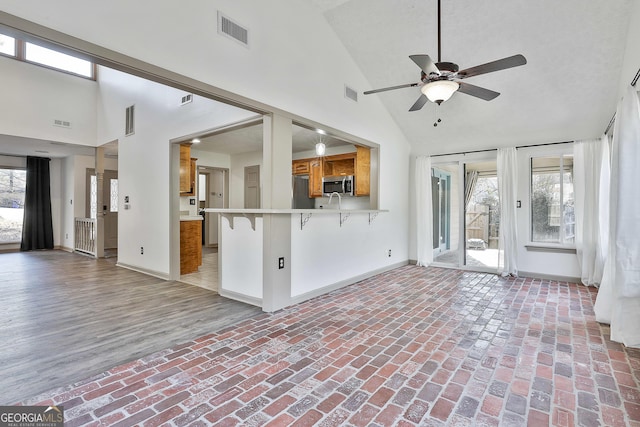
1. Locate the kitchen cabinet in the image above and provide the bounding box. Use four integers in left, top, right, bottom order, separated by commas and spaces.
309, 159, 323, 197
291, 146, 370, 197
292, 159, 310, 175
180, 219, 202, 275
179, 144, 197, 196
354, 146, 370, 196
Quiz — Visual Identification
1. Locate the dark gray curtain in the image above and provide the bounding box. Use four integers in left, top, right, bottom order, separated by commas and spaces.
21, 156, 54, 251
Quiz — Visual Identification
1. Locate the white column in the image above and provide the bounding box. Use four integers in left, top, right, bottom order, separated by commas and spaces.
262, 114, 293, 312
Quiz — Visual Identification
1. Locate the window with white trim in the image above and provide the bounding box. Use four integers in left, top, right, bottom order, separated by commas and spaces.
0, 32, 95, 79
531, 155, 574, 244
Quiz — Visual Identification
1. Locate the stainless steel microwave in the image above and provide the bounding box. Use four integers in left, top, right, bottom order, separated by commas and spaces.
322, 175, 354, 196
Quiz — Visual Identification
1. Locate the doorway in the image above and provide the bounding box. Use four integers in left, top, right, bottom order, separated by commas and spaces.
86, 169, 118, 251
244, 165, 260, 208
463, 161, 499, 269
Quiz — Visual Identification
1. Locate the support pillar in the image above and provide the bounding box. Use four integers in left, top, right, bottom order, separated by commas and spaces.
261, 114, 293, 312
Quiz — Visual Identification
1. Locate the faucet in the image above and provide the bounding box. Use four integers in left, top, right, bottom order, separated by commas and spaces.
327, 192, 342, 210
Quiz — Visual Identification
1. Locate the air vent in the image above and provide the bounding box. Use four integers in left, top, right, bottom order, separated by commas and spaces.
125, 105, 135, 136
344, 85, 358, 102
218, 12, 249, 47
181, 94, 193, 105
53, 119, 71, 128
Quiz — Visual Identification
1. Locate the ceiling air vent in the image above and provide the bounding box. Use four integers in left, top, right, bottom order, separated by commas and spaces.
344, 85, 358, 102
181, 94, 193, 105
53, 119, 71, 128
125, 105, 135, 136
218, 12, 249, 47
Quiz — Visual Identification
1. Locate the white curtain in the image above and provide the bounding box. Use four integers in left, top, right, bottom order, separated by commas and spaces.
497, 147, 518, 276
416, 156, 433, 266
573, 135, 610, 286
594, 85, 640, 348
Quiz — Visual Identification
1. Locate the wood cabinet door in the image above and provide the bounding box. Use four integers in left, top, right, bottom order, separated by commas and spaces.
179, 144, 191, 193
309, 159, 323, 197
292, 160, 310, 175
355, 146, 370, 196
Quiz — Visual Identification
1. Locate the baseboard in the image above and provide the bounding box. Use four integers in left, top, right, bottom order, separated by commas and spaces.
290, 260, 409, 306
518, 270, 581, 284
58, 245, 74, 253
116, 262, 171, 280
219, 289, 262, 308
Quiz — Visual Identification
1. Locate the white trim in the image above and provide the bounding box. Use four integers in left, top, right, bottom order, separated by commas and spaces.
116, 262, 171, 280
218, 289, 262, 308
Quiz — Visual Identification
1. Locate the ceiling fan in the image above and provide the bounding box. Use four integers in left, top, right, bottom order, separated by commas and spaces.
363, 0, 527, 111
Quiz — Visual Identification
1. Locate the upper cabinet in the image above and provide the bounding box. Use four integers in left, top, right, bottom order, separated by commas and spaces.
292, 146, 370, 197
179, 144, 197, 196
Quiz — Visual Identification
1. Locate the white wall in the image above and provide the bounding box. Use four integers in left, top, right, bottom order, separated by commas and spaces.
96, 66, 256, 276
0, 55, 97, 146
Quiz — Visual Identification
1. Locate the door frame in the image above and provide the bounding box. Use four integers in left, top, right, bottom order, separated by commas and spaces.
432, 168, 451, 257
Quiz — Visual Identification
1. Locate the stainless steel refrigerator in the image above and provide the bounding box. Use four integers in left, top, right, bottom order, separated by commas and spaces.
292, 175, 315, 209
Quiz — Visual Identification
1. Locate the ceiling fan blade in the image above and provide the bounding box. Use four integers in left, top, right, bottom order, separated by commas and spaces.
364, 82, 419, 95
457, 54, 527, 79
409, 54, 441, 76
409, 94, 429, 111
457, 82, 500, 101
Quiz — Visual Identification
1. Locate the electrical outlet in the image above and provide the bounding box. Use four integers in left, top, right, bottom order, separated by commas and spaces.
278, 257, 284, 269
65, 233, 68, 239
387, 249, 392, 257
140, 247, 144, 255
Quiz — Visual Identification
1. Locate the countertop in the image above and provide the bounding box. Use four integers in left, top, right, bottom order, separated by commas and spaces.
202, 208, 388, 214
180, 215, 203, 221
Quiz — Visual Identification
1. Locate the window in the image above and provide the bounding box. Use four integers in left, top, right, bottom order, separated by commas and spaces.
0, 168, 27, 243
0, 31, 94, 79
24, 42, 93, 78
0, 34, 16, 56
531, 155, 574, 244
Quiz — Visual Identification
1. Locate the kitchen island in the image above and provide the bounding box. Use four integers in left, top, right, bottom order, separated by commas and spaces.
203, 208, 396, 312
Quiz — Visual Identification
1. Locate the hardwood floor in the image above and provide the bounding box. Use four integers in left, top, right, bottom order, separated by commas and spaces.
0, 250, 262, 405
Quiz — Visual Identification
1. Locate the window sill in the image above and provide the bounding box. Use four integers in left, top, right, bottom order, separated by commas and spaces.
525, 244, 576, 254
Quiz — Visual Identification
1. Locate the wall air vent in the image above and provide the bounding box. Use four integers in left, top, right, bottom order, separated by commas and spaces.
53, 119, 72, 128
344, 85, 358, 102
218, 12, 249, 47
181, 94, 193, 105
125, 105, 135, 136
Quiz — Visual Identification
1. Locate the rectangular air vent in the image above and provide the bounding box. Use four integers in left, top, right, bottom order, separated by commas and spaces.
53, 119, 71, 128
125, 105, 135, 136
218, 12, 249, 47
344, 85, 358, 102
181, 94, 193, 105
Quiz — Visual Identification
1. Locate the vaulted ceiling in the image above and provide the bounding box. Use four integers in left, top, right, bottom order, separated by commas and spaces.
308, 0, 633, 154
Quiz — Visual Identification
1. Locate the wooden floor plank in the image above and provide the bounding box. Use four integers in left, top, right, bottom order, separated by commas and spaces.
0, 250, 262, 405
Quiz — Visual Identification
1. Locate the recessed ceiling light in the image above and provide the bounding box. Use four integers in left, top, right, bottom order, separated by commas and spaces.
35, 150, 49, 153
316, 129, 326, 135
192, 138, 201, 144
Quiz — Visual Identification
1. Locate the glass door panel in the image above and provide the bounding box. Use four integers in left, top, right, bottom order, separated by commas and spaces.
464, 161, 499, 269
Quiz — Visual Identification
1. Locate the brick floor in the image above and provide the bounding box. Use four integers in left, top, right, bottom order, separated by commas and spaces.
19, 266, 640, 426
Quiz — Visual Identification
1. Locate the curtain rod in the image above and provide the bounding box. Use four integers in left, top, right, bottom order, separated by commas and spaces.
430, 140, 573, 158
603, 66, 640, 135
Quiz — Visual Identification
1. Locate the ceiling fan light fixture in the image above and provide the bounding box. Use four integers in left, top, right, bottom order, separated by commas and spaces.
421, 80, 459, 104
315, 142, 326, 156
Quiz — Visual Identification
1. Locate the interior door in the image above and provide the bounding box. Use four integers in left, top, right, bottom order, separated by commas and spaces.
103, 171, 118, 249
244, 165, 260, 208
87, 169, 118, 250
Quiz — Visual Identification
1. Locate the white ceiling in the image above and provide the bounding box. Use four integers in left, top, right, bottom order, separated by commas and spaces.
308, 0, 633, 154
